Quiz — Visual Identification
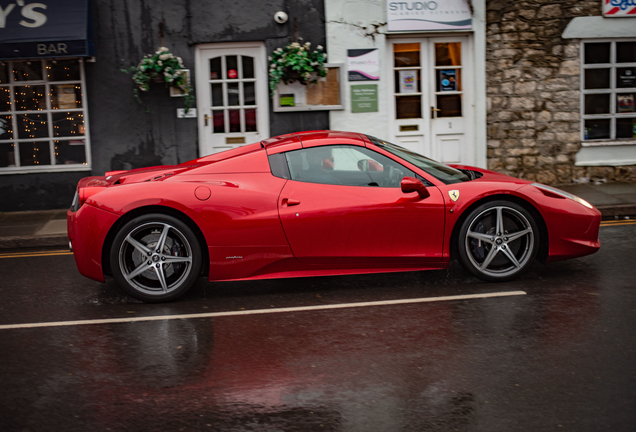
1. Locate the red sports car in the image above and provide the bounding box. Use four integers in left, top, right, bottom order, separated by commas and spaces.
67, 131, 601, 302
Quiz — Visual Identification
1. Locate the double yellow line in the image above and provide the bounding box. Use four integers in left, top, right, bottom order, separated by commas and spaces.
600, 219, 636, 227
0, 250, 73, 259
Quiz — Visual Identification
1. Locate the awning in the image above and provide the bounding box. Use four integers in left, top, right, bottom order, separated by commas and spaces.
0, 0, 94, 60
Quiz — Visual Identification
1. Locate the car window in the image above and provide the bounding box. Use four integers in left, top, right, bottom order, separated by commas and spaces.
284, 145, 417, 187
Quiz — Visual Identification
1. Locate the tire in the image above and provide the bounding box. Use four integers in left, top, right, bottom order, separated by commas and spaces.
458, 200, 539, 282
110, 213, 202, 302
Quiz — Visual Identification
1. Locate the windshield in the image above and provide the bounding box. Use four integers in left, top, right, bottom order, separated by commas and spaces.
367, 136, 469, 184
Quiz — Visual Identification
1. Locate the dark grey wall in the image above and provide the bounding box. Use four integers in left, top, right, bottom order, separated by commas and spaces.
1, 0, 327, 211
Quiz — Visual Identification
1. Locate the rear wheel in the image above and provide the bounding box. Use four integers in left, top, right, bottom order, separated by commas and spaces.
110, 213, 202, 302
458, 201, 538, 282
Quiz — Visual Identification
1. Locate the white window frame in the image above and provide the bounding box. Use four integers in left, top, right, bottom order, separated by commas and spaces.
580, 38, 636, 145
0, 58, 91, 175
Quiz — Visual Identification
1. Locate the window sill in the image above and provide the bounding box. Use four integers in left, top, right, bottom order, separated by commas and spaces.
581, 139, 636, 147
0, 165, 91, 175
575, 142, 636, 166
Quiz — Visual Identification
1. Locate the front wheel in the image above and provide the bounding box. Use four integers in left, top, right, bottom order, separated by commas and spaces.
110, 213, 202, 302
458, 201, 539, 282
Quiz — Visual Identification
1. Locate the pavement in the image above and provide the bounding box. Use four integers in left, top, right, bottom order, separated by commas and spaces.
0, 182, 635, 250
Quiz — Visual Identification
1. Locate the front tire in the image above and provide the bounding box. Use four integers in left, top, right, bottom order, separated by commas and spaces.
110, 213, 202, 302
458, 200, 538, 282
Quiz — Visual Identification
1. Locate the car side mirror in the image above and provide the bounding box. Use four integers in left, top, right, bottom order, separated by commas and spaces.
401, 176, 430, 199
357, 159, 384, 172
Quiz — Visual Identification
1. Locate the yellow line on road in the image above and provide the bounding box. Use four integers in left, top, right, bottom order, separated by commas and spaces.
0, 250, 72, 259
600, 220, 636, 226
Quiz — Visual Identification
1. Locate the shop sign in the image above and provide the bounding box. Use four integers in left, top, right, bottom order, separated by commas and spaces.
348, 49, 380, 81
386, 0, 472, 32
602, 0, 636, 16
351, 84, 378, 113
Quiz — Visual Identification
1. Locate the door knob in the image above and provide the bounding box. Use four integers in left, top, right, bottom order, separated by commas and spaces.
204, 114, 211, 126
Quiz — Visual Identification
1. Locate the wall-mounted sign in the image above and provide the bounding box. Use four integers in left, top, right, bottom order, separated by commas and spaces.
399, 70, 418, 93
351, 84, 378, 113
386, 0, 472, 32
603, 0, 636, 17
347, 49, 380, 81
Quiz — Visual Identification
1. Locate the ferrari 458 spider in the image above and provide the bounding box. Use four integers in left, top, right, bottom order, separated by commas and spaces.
68, 131, 601, 302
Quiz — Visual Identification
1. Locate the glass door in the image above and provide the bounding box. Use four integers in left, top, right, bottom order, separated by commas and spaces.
195, 43, 268, 155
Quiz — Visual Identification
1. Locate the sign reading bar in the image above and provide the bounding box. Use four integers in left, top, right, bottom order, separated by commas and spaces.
603, 0, 636, 17
386, 0, 472, 32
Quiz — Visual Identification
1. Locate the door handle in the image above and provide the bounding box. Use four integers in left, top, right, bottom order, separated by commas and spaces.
431, 107, 441, 118
204, 114, 211, 126
283, 198, 301, 206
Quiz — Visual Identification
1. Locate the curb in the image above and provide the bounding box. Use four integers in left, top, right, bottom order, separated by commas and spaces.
0, 234, 68, 250
597, 204, 636, 219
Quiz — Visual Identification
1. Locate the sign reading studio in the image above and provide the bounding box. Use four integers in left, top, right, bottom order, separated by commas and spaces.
386, 0, 472, 32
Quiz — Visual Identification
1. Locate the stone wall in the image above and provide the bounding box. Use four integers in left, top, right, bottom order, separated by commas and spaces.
485, 0, 636, 185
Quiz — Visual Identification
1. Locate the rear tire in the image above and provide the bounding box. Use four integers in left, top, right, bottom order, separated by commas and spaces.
458, 200, 538, 282
110, 213, 202, 302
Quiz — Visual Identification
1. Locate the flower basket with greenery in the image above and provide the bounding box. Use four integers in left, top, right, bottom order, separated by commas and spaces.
122, 47, 195, 112
268, 42, 327, 95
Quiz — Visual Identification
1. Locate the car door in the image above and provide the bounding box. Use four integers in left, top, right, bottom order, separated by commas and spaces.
277, 145, 446, 265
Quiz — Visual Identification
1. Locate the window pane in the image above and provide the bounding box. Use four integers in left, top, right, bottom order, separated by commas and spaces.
435, 43, 461, 66
584, 94, 610, 114
394, 44, 420, 67
50, 84, 82, 109
19, 141, 50, 166
0, 87, 10, 111
584, 119, 610, 140
18, 114, 48, 139
0, 142, 16, 167
47, 60, 80, 81
227, 83, 239, 106
212, 110, 224, 133
616, 118, 636, 139
0, 62, 8, 84
15, 85, 46, 110
617, 42, 636, 63
228, 109, 240, 132
13, 61, 43, 81
584, 43, 610, 64
211, 83, 223, 106
242, 56, 254, 79
584, 68, 610, 89
396, 95, 421, 119
617, 67, 636, 89
437, 94, 462, 117
54, 139, 86, 164
52, 112, 84, 137
617, 93, 635, 113
245, 108, 257, 132
437, 69, 461, 92
226, 56, 238, 79
0, 115, 13, 139
209, 57, 222, 80
243, 82, 255, 105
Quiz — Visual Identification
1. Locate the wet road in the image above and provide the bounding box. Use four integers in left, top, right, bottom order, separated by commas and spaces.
1, 222, 635, 431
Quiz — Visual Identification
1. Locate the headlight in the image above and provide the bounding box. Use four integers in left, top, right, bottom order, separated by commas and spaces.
531, 183, 594, 209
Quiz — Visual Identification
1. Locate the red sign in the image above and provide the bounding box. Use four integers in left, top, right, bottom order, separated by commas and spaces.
228, 69, 238, 79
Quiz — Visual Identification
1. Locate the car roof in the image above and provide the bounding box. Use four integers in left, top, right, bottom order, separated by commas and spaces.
261, 130, 367, 154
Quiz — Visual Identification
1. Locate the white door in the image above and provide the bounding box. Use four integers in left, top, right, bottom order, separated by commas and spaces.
195, 42, 269, 156
389, 37, 472, 165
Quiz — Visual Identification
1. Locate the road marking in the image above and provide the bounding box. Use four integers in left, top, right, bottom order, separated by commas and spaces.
0, 291, 526, 330
0, 250, 73, 259
600, 220, 636, 227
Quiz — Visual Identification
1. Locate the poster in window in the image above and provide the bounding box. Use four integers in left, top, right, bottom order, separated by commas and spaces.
617, 94, 634, 113
57, 85, 77, 109
619, 68, 635, 88
439, 70, 457, 92
399, 70, 417, 94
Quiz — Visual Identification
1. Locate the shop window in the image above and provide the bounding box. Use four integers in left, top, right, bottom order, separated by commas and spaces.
0, 59, 90, 173
582, 40, 636, 141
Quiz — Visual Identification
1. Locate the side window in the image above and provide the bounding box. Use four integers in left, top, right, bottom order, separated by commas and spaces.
283, 145, 418, 187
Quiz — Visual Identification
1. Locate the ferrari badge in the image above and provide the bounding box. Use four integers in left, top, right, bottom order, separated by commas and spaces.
449, 190, 460, 202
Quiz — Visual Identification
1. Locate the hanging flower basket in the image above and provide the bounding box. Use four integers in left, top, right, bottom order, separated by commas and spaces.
268, 41, 327, 96
122, 46, 195, 112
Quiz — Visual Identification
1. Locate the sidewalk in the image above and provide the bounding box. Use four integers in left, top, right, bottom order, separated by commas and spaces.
0, 182, 634, 250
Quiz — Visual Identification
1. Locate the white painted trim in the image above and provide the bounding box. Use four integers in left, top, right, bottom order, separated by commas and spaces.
575, 144, 636, 166
563, 16, 636, 39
